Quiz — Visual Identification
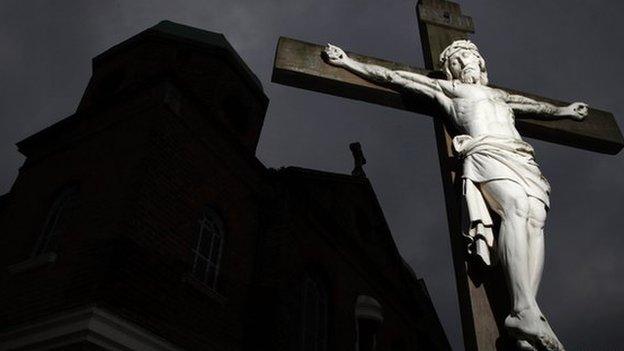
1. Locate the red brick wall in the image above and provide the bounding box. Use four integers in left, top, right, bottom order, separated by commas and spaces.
0, 98, 154, 327
104, 102, 265, 350
1, 66, 268, 351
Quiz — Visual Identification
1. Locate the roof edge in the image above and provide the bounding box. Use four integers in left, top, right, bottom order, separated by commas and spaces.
92, 20, 265, 96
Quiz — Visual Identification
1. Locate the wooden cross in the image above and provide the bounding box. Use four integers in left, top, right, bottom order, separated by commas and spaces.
271, 0, 623, 349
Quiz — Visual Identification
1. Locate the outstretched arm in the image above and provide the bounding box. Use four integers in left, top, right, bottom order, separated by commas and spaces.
323, 44, 443, 100
502, 91, 588, 121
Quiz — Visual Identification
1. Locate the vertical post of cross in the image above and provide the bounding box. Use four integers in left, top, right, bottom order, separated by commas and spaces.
416, 1, 514, 350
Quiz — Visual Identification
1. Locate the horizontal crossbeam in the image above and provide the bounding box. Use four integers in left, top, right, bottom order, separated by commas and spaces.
272, 36, 623, 155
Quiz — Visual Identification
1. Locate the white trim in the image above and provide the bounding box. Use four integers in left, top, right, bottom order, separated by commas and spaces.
0, 307, 184, 351
355, 295, 383, 323
191, 208, 224, 289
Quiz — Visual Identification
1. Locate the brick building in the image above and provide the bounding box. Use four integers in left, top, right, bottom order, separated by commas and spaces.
0, 21, 451, 350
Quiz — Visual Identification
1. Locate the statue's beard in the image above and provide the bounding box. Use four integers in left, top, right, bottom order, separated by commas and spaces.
459, 69, 481, 84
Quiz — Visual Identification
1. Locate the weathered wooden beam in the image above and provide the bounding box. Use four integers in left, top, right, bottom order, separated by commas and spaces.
272, 36, 623, 155
509, 88, 622, 155
272, 36, 439, 116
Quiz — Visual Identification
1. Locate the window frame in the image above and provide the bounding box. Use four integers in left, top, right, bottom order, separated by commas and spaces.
32, 185, 79, 257
190, 206, 225, 290
300, 275, 328, 351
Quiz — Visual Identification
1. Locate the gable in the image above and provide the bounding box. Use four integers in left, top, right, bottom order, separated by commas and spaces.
276, 167, 420, 288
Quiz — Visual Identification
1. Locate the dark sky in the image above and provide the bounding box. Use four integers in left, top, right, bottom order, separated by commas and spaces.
1, 1, 623, 349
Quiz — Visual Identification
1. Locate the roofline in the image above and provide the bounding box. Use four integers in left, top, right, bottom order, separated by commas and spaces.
276, 166, 369, 185
276, 165, 426, 287
92, 21, 265, 97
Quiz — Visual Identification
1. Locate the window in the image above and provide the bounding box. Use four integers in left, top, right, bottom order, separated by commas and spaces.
191, 207, 224, 289
355, 295, 383, 351
301, 276, 328, 351
32, 186, 79, 257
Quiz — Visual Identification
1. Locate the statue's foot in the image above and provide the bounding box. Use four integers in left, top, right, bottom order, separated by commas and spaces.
505, 308, 565, 351
516, 339, 537, 351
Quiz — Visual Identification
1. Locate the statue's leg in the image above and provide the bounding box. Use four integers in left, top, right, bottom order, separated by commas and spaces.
480, 179, 535, 313
527, 197, 546, 297
526, 197, 565, 349
481, 181, 565, 351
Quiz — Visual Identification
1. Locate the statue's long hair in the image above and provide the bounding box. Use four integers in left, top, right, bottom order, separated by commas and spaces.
439, 40, 489, 85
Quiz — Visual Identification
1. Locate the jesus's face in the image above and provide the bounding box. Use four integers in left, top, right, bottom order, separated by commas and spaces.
448, 49, 483, 84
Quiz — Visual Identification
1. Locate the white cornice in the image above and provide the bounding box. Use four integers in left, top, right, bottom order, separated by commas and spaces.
0, 306, 184, 351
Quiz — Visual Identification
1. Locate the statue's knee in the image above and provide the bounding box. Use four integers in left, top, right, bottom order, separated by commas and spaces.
528, 206, 547, 229
527, 220, 545, 236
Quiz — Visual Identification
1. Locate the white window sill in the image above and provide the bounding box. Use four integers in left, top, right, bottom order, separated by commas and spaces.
6, 252, 58, 274
181, 274, 227, 304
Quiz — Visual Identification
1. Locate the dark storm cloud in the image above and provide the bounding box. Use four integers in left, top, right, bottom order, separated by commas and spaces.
1, 1, 622, 349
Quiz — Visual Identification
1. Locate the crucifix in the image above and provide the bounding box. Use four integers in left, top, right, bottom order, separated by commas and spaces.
271, 0, 623, 350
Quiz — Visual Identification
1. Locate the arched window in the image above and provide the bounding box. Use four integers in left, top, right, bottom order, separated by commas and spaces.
191, 207, 225, 289
355, 295, 383, 351
301, 275, 328, 351
32, 185, 79, 257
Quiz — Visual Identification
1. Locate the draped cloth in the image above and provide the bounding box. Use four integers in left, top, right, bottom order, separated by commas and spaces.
452, 134, 551, 266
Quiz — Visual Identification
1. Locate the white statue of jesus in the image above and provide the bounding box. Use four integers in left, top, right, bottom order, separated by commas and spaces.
323, 40, 587, 351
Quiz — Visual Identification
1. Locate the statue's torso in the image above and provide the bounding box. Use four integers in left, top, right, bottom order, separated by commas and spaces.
439, 81, 521, 140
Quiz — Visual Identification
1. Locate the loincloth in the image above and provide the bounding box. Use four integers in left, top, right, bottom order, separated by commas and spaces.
453, 134, 551, 265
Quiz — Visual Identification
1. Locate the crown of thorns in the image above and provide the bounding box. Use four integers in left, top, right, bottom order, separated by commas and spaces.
439, 40, 482, 65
